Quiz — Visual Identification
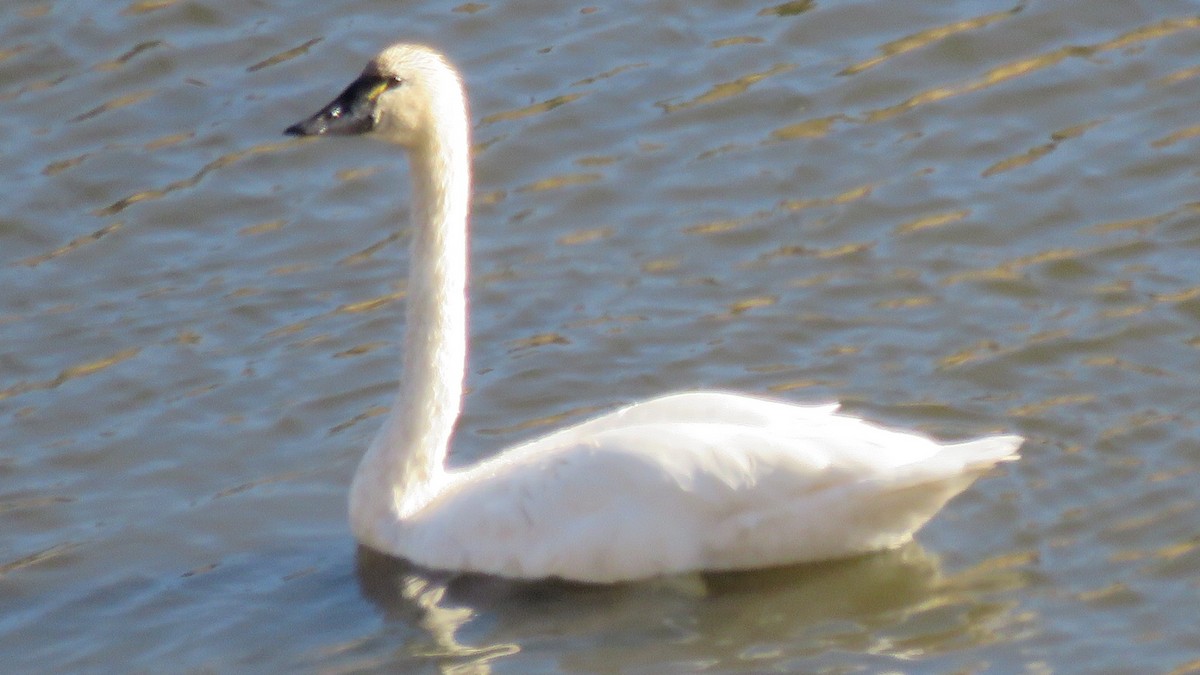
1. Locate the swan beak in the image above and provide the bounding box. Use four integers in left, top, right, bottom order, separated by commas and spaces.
285, 74, 387, 137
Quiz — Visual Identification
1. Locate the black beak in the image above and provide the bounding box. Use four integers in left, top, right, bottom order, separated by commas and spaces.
285, 74, 388, 137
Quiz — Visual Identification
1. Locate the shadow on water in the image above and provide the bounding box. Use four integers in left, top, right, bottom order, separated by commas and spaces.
351, 542, 1032, 672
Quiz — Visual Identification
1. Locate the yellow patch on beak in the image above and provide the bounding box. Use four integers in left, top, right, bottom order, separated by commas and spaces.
366, 80, 390, 101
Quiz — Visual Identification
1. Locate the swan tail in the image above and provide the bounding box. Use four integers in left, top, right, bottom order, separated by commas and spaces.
943, 434, 1023, 472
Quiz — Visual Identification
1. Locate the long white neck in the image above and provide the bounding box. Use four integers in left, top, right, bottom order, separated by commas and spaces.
350, 82, 471, 538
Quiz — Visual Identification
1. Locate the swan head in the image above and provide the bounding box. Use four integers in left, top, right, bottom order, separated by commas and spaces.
285, 43, 464, 148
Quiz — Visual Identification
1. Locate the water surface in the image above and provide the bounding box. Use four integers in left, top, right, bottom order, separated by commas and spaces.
2, 0, 1199, 672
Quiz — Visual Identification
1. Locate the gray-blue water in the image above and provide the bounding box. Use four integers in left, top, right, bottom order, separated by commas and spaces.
2, 1, 1199, 672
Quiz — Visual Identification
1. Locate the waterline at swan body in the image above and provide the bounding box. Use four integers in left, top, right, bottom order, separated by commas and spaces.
284, 43, 1022, 583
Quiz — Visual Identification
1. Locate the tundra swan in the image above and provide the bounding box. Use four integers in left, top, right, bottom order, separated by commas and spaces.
284, 43, 1022, 583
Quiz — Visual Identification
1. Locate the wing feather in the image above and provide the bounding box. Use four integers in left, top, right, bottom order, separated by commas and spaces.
398, 400, 1019, 581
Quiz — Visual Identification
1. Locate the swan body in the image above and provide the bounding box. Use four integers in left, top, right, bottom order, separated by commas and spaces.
285, 43, 1022, 583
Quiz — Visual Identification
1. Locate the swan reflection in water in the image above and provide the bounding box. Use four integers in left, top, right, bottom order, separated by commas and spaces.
353, 543, 1030, 671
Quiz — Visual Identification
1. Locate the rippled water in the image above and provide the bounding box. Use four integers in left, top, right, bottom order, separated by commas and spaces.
3, 0, 1199, 672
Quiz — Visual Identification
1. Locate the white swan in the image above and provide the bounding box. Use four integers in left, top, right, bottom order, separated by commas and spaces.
285, 43, 1022, 583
